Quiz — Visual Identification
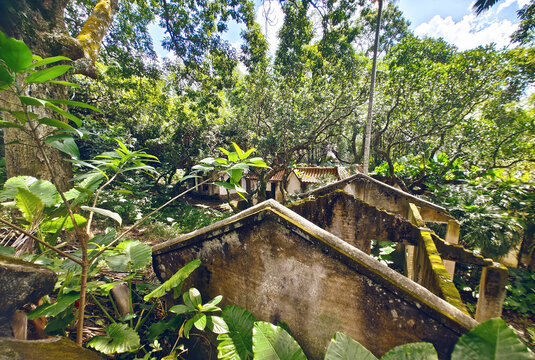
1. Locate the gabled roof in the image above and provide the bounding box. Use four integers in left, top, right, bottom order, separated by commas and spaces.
270, 166, 350, 183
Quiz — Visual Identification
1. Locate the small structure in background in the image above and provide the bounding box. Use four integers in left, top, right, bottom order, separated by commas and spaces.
268, 166, 350, 201
193, 166, 350, 201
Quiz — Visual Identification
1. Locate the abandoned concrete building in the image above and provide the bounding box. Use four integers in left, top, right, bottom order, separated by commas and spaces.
153, 173, 508, 359
192, 166, 350, 201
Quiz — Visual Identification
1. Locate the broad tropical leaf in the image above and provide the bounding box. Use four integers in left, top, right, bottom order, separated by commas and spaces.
24, 65, 72, 83
44, 136, 80, 159
0, 65, 13, 87
143, 259, 201, 301
381, 342, 438, 360
87, 323, 140, 354
325, 332, 377, 360
105, 240, 151, 272
41, 214, 87, 233
16, 188, 43, 223
27, 291, 80, 319
451, 318, 533, 360
218, 305, 258, 360
28, 56, 71, 69
46, 98, 102, 113
0, 120, 23, 129
81, 206, 122, 225
193, 313, 207, 331
38, 117, 82, 137
0, 36, 32, 73
0, 176, 59, 206
43, 311, 74, 336
184, 287, 202, 308
208, 315, 229, 334
252, 321, 307, 360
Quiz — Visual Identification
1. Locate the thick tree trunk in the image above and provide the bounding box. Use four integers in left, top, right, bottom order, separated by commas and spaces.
0, 0, 84, 191
362, 0, 383, 175
0, 0, 118, 191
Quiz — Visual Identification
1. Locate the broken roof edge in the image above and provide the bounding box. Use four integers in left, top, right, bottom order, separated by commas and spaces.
302, 173, 453, 218
152, 199, 478, 332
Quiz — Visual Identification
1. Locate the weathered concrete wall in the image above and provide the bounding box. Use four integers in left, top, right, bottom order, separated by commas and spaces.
304, 173, 454, 224
153, 200, 477, 360
289, 191, 421, 254
288, 192, 467, 314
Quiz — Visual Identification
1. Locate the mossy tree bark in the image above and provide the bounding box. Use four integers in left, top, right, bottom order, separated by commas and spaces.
0, 0, 118, 191
0, 0, 118, 346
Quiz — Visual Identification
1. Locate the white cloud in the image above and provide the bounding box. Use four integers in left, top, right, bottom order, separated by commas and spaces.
414, 13, 517, 50
257, 0, 284, 56
497, 0, 517, 14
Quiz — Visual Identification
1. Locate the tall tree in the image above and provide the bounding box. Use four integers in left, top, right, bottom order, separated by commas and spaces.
362, 0, 383, 174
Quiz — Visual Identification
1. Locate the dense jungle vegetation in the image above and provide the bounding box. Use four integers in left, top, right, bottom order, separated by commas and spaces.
0, 0, 534, 358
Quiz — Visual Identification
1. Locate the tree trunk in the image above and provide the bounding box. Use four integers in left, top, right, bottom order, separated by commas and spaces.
362, 0, 383, 175
0, 0, 117, 191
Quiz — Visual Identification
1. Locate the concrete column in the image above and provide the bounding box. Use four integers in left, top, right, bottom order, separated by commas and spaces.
443, 220, 460, 279
405, 204, 424, 281
475, 264, 508, 322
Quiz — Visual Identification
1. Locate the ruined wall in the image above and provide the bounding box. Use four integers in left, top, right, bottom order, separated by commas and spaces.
153, 202, 476, 360
289, 191, 421, 254
306, 174, 454, 224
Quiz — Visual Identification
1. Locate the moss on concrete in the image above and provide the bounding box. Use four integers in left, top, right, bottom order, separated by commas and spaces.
0, 337, 103, 360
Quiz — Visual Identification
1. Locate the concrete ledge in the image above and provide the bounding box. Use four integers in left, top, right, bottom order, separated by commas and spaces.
301, 173, 455, 223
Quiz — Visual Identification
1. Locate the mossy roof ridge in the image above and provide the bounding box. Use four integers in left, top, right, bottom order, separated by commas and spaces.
302, 173, 452, 215
153, 199, 477, 332
430, 233, 494, 266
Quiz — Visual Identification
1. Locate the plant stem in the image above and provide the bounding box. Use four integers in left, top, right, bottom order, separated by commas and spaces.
108, 294, 120, 318
89, 293, 116, 324
76, 235, 89, 346
128, 279, 133, 328
135, 301, 157, 331
85, 161, 127, 233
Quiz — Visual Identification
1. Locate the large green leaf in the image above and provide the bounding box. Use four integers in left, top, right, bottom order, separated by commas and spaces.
218, 305, 258, 360
81, 205, 122, 225
19, 95, 47, 107
0, 37, 32, 73
252, 321, 307, 360
40, 214, 87, 233
0, 176, 59, 206
0, 120, 24, 129
24, 65, 72, 83
16, 188, 43, 223
27, 291, 79, 319
87, 323, 140, 354
45, 102, 82, 126
105, 240, 151, 272
44, 136, 80, 159
38, 117, 82, 137
46, 98, 102, 113
143, 259, 201, 301
451, 318, 533, 360
184, 287, 202, 308
381, 342, 438, 360
0, 65, 13, 87
43, 310, 74, 336
28, 56, 71, 69
324, 332, 377, 360
208, 315, 229, 334
147, 315, 182, 342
